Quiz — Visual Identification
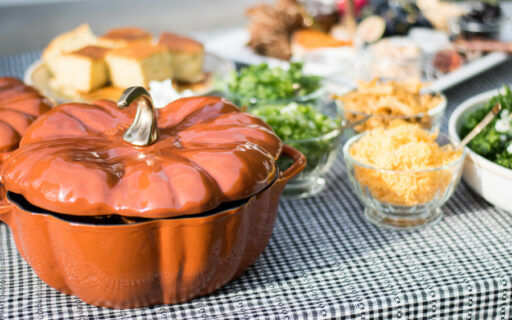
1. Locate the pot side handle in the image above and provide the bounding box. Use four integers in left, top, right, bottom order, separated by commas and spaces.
279, 145, 306, 182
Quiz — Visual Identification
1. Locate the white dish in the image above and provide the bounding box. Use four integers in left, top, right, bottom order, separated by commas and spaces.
448, 88, 512, 213
204, 28, 284, 66
24, 52, 235, 104
205, 28, 508, 93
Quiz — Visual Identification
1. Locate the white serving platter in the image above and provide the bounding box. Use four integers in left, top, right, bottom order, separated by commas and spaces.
204, 28, 509, 93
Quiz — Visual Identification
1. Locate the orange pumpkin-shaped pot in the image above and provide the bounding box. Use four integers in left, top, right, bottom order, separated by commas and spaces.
0, 87, 305, 308
0, 77, 52, 153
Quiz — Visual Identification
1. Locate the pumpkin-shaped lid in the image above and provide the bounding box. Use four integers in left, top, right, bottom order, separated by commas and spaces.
2, 87, 282, 219
0, 77, 53, 152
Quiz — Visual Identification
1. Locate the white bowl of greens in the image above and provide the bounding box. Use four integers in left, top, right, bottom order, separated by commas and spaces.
448, 86, 512, 213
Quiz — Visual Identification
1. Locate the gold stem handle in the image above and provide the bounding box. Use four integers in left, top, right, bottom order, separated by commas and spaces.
117, 86, 159, 147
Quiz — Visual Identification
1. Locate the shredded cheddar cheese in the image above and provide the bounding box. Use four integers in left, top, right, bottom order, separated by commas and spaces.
349, 122, 462, 206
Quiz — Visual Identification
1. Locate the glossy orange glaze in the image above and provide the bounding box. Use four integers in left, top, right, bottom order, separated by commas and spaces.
2, 97, 282, 218
0, 78, 52, 152
0, 145, 305, 308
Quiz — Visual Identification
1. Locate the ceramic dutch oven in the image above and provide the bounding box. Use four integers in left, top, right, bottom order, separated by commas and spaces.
0, 87, 305, 309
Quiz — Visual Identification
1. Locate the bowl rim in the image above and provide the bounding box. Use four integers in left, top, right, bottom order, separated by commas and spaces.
447, 87, 512, 180
333, 90, 447, 119
343, 130, 467, 174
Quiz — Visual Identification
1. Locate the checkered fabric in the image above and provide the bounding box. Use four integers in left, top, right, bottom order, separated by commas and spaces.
1, 51, 512, 320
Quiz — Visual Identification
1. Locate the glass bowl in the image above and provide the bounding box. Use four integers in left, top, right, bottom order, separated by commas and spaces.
251, 101, 342, 199
280, 127, 342, 199
343, 132, 466, 230
334, 92, 447, 141
368, 37, 424, 81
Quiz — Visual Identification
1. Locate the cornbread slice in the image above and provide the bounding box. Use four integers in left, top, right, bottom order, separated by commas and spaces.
42, 23, 97, 74
52, 46, 109, 93
158, 32, 204, 83
105, 44, 173, 88
97, 27, 153, 48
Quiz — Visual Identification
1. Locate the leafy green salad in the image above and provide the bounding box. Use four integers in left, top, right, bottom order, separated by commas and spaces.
460, 85, 512, 169
226, 63, 322, 106
251, 103, 340, 174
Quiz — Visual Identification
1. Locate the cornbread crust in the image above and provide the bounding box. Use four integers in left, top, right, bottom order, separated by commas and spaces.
42, 23, 97, 74
70, 45, 109, 60
158, 32, 203, 53
105, 44, 173, 88
97, 27, 153, 48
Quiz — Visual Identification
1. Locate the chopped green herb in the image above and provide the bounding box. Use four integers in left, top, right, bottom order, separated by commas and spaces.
251, 103, 341, 174
460, 85, 512, 169
226, 63, 322, 106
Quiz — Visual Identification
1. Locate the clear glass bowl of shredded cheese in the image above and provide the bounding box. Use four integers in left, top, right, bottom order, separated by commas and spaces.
343, 122, 466, 230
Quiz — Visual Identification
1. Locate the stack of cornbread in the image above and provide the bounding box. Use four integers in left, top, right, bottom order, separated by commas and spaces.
43, 24, 205, 101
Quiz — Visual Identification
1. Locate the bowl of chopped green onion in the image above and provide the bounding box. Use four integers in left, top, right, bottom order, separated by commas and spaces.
223, 62, 325, 108
250, 101, 342, 198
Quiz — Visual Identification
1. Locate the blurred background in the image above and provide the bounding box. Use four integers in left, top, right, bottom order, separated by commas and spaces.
0, 0, 264, 54
3, 0, 510, 87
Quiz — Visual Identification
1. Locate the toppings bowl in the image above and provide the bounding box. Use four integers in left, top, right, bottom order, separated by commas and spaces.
250, 102, 342, 198
332, 80, 447, 140
448, 87, 512, 213
0, 88, 305, 308
222, 62, 325, 108
343, 123, 466, 230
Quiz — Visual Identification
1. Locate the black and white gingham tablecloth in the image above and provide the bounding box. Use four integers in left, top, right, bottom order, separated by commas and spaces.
1, 51, 512, 319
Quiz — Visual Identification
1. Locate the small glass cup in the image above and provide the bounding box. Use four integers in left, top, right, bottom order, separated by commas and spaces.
256, 100, 343, 199
369, 37, 424, 81
280, 128, 342, 198
343, 132, 466, 230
